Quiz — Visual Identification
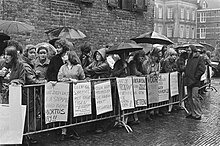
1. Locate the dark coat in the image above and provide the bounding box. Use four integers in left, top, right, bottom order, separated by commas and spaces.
184, 54, 206, 87
46, 54, 64, 81
84, 48, 110, 79
111, 59, 130, 77
128, 60, 143, 76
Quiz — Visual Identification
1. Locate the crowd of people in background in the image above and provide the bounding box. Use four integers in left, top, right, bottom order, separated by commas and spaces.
0, 38, 212, 144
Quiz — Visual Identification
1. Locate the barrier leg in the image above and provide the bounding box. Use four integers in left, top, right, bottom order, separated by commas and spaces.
114, 111, 133, 133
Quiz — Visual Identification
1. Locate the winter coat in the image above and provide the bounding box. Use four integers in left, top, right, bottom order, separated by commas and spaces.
161, 57, 178, 73
84, 48, 110, 79
128, 60, 143, 76
58, 64, 85, 81
111, 59, 130, 77
142, 58, 160, 75
21, 56, 43, 84
34, 58, 50, 80
80, 53, 93, 69
184, 54, 206, 87
46, 54, 64, 81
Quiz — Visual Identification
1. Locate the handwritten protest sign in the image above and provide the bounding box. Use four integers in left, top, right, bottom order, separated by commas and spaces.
147, 74, 159, 104
94, 80, 112, 115
45, 82, 69, 124
170, 72, 179, 97
158, 73, 169, 102
73, 82, 92, 117
116, 77, 134, 110
132, 77, 147, 107
0, 105, 26, 144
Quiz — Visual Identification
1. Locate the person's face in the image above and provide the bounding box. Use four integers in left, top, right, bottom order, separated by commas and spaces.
61, 52, 68, 63
152, 56, 158, 62
138, 56, 145, 63
38, 49, 48, 60
55, 44, 63, 54
95, 52, 102, 61
170, 53, 177, 60
28, 48, 36, 60
4, 53, 12, 64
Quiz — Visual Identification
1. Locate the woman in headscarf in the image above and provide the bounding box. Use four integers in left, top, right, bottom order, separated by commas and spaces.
84, 48, 110, 79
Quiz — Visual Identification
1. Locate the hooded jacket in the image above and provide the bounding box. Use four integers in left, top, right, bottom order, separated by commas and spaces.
84, 48, 110, 79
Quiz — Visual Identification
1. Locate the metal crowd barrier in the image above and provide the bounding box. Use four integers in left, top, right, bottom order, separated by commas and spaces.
23, 72, 183, 136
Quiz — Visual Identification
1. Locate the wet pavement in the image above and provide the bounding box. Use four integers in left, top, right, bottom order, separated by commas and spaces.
34, 78, 220, 146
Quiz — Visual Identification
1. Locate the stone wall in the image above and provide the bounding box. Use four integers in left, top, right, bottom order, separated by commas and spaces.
0, 0, 154, 53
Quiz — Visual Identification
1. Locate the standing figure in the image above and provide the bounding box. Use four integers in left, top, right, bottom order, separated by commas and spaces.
184, 45, 206, 120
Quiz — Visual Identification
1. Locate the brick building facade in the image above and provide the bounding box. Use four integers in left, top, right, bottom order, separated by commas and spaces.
0, 0, 154, 53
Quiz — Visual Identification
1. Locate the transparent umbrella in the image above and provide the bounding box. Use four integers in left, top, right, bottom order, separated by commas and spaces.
0, 20, 35, 33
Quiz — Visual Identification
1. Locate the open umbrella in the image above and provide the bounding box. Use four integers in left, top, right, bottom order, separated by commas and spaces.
106, 42, 143, 54
0, 20, 35, 33
45, 27, 86, 40
199, 42, 215, 51
175, 43, 204, 50
0, 32, 10, 41
130, 31, 174, 45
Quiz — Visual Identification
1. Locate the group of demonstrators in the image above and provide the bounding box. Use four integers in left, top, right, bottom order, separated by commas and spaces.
0, 38, 210, 144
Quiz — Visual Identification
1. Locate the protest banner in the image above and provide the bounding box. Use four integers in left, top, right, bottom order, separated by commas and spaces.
94, 80, 113, 115
147, 74, 159, 104
73, 82, 92, 117
116, 77, 134, 110
132, 77, 147, 107
45, 82, 69, 124
0, 105, 26, 144
170, 72, 179, 96
158, 73, 169, 102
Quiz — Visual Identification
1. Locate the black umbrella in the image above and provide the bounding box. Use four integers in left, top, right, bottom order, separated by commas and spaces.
130, 31, 174, 45
106, 42, 143, 54
175, 43, 204, 50
0, 32, 10, 41
199, 42, 215, 52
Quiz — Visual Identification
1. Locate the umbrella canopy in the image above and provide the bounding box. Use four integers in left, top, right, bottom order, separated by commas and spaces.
175, 43, 204, 50
106, 42, 143, 54
130, 31, 174, 45
199, 42, 215, 51
45, 27, 86, 40
0, 32, 10, 41
0, 20, 35, 33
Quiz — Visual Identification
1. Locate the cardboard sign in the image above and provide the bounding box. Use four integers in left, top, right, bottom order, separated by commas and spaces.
147, 74, 159, 104
158, 73, 169, 102
170, 72, 179, 97
73, 82, 92, 117
45, 82, 69, 124
94, 80, 113, 115
116, 77, 135, 110
0, 105, 26, 144
132, 77, 147, 107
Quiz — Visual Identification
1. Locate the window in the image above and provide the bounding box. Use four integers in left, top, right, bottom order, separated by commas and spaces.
167, 7, 173, 19
192, 27, 195, 39
200, 12, 206, 22
154, 5, 156, 18
180, 25, 184, 38
186, 26, 189, 38
167, 26, 173, 37
200, 28, 206, 39
158, 25, 163, 34
119, 0, 133, 10
180, 8, 184, 20
202, 1, 207, 9
159, 7, 163, 19
186, 10, 189, 20
192, 10, 195, 21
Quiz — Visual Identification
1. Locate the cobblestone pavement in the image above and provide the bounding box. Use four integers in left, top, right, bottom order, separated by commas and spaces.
34, 78, 220, 146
